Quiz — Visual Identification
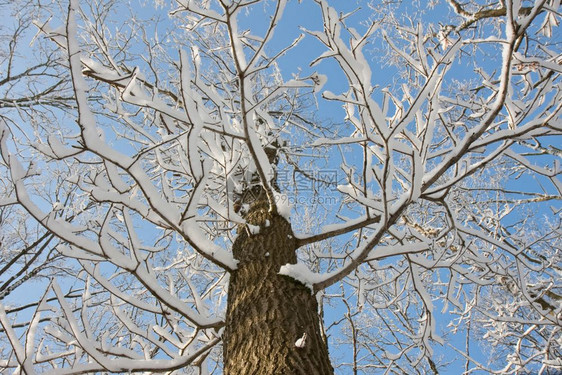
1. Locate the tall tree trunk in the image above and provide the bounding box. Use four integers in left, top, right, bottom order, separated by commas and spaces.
224, 199, 333, 374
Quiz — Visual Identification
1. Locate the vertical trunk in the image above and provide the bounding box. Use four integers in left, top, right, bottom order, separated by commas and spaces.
224, 200, 333, 374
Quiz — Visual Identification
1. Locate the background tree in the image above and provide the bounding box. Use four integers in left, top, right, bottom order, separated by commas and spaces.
0, 0, 75, 303
0, 0, 560, 374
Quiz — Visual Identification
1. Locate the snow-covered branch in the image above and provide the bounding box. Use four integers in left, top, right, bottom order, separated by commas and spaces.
1, 0, 560, 372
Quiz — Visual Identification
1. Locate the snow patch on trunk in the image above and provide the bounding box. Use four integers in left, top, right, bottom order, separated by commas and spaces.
278, 263, 323, 292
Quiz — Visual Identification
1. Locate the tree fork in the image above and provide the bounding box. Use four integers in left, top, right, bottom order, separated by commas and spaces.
224, 199, 333, 374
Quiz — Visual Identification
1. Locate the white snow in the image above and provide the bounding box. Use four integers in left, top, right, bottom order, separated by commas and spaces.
274, 191, 292, 220
294, 332, 307, 348
247, 224, 260, 235
33, 135, 78, 159
279, 262, 324, 291
310, 72, 327, 94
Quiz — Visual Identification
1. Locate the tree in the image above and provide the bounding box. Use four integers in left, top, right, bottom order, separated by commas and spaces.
0, 0, 560, 373
0, 0, 75, 303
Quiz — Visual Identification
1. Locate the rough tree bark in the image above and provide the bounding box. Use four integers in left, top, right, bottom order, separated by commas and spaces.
224, 197, 334, 374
